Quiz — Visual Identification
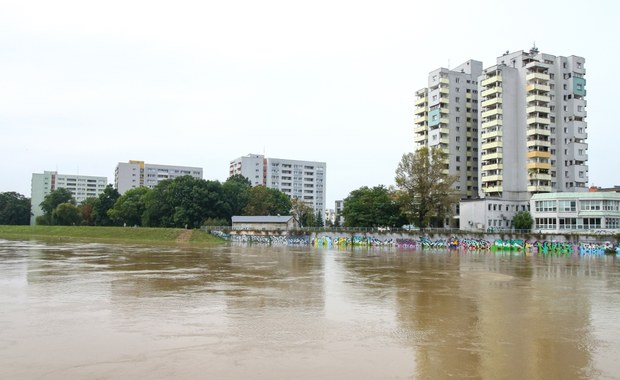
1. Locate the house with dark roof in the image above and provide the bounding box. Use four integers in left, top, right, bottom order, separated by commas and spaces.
231, 215, 299, 230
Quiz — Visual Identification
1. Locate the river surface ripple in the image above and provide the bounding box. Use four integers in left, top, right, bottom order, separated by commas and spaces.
1, 239, 619, 379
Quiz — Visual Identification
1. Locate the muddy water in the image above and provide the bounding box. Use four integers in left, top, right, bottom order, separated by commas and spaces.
1, 240, 619, 379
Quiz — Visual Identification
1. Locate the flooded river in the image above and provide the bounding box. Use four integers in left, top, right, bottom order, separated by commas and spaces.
1, 239, 620, 379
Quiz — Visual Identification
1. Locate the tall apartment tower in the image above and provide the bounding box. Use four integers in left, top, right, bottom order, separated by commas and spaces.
31, 171, 108, 224
115, 160, 203, 194
478, 47, 588, 201
414, 60, 483, 199
228, 154, 266, 186
229, 154, 326, 217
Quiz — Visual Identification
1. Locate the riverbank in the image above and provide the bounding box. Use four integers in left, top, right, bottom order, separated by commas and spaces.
0, 225, 224, 246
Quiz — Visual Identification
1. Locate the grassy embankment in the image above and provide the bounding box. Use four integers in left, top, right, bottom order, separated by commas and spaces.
0, 225, 224, 246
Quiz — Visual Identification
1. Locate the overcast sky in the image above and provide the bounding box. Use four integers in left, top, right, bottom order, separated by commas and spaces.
1, 0, 619, 207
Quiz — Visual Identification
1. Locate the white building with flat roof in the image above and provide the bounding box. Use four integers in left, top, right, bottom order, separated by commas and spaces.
31, 171, 108, 224
115, 160, 203, 194
229, 154, 326, 218
530, 192, 620, 232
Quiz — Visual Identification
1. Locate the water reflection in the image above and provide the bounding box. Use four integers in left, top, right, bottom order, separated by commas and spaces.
0, 240, 619, 379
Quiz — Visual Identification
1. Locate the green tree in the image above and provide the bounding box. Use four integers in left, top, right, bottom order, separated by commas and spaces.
0, 192, 31, 225
221, 175, 252, 222
342, 185, 406, 228
93, 185, 121, 226
79, 197, 98, 226
243, 186, 292, 216
395, 147, 459, 228
512, 211, 533, 231
142, 176, 228, 228
291, 197, 315, 227
108, 187, 150, 226
53, 203, 82, 226
38, 188, 74, 225
315, 210, 324, 227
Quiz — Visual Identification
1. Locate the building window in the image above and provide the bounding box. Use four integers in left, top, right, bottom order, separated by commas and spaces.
558, 200, 576, 212
581, 218, 601, 230
603, 200, 619, 211
559, 218, 577, 230
607, 218, 620, 229
535, 200, 557, 212
581, 200, 602, 211
536, 217, 557, 230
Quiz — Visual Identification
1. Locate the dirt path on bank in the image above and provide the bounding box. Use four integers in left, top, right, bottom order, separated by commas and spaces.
176, 229, 194, 243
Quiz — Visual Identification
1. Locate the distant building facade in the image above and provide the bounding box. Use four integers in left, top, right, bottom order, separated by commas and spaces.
334, 200, 344, 226
31, 171, 108, 224
115, 160, 203, 194
230, 154, 326, 218
325, 208, 336, 225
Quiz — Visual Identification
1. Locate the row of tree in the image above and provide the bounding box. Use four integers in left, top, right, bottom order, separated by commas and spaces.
30, 175, 325, 228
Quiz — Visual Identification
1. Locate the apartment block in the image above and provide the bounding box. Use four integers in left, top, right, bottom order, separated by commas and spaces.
31, 171, 108, 224
414, 59, 483, 199
115, 160, 203, 194
228, 154, 265, 186
478, 47, 588, 199
229, 154, 326, 217
461, 47, 588, 231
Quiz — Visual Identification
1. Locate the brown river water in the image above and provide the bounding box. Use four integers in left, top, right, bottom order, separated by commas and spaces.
1, 239, 620, 380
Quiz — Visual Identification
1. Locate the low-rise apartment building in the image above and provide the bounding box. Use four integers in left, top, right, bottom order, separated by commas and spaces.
115, 160, 203, 194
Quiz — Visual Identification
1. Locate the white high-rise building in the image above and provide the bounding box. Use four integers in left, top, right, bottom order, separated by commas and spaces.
478, 47, 588, 199
461, 47, 588, 231
228, 154, 265, 186
414, 60, 483, 200
31, 171, 108, 224
229, 154, 326, 217
115, 160, 203, 194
